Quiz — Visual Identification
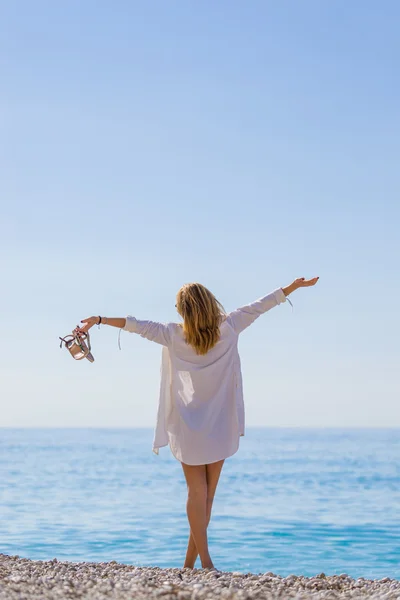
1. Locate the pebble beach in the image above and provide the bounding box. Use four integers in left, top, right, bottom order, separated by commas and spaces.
1, 554, 399, 600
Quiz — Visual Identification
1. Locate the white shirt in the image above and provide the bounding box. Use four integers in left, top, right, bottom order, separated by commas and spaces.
123, 287, 292, 465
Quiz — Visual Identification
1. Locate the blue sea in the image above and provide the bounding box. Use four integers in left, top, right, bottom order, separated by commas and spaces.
1, 428, 399, 579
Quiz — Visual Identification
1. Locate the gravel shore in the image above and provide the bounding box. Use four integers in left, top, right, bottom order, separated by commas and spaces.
0, 554, 398, 600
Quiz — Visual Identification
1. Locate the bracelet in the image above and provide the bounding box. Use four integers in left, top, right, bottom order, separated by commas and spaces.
97, 316, 102, 325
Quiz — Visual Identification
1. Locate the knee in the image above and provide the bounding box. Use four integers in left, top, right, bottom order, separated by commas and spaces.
187, 484, 207, 501
206, 496, 214, 517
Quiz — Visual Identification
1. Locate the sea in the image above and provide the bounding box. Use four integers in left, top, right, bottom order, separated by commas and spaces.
1, 427, 399, 579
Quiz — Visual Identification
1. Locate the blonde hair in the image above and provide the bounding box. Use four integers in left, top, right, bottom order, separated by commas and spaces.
176, 283, 226, 355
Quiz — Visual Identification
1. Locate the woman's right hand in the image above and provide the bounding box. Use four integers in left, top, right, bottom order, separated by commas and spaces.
73, 316, 99, 335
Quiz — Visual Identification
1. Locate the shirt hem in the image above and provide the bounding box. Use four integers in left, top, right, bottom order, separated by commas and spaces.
168, 436, 241, 466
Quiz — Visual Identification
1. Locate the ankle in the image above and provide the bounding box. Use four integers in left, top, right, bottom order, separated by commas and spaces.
201, 560, 214, 569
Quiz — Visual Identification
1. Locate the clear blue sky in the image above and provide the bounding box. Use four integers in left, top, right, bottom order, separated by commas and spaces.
2, 1, 399, 428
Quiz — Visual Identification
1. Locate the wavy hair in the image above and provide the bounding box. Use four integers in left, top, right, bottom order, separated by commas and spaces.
176, 283, 226, 355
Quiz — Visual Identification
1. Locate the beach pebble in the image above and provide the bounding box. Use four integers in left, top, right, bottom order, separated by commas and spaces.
0, 554, 398, 599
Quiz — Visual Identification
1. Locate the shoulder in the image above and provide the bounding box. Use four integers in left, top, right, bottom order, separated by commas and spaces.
166, 322, 183, 334
221, 314, 237, 334
165, 322, 184, 346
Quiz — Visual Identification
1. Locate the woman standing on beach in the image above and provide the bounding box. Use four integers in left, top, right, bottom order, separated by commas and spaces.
75, 276, 319, 570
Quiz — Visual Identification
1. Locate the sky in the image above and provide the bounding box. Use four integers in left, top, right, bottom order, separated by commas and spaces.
1, 1, 399, 429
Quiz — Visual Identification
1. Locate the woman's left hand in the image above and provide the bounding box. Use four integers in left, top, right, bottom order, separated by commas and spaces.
294, 276, 319, 288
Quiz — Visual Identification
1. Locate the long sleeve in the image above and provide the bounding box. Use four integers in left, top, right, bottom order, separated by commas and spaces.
226, 287, 292, 335
123, 317, 173, 346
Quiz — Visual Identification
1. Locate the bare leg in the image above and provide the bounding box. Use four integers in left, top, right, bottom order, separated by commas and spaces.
183, 459, 225, 569
181, 462, 213, 569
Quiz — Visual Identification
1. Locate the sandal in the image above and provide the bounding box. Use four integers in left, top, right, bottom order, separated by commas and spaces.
59, 329, 94, 363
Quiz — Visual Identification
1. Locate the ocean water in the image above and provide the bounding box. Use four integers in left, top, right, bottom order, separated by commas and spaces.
1, 427, 399, 579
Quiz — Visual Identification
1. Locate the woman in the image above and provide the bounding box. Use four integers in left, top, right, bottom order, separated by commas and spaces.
75, 276, 319, 570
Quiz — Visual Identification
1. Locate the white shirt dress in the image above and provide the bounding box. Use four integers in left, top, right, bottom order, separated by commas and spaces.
123, 287, 292, 465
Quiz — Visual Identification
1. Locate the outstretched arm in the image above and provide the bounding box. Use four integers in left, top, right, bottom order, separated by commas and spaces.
75, 315, 172, 346
226, 276, 319, 334
76, 317, 125, 333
